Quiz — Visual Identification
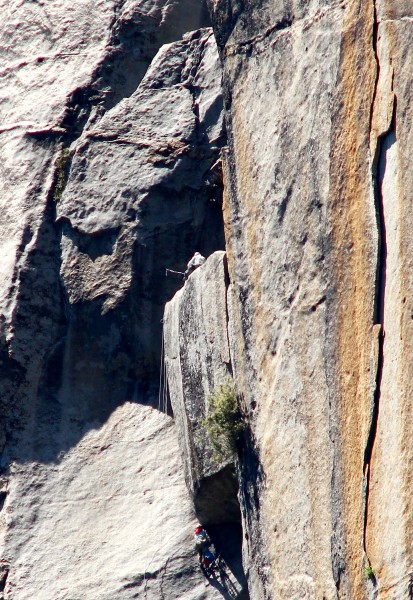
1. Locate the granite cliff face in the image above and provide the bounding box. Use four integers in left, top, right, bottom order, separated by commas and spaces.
1, 1, 413, 599
164, 251, 248, 599
0, 2, 227, 598
164, 252, 237, 522
202, 0, 413, 598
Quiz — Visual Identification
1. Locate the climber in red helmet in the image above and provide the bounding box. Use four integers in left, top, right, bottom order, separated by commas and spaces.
194, 524, 210, 560
193, 524, 220, 578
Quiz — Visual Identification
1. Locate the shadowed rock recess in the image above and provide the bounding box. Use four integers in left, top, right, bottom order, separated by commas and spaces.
1, 0, 413, 599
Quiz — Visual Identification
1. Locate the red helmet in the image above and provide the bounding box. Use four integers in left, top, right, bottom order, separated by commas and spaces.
194, 525, 204, 534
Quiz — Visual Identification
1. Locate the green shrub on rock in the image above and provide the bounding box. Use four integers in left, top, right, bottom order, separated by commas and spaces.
201, 378, 244, 459
362, 563, 375, 580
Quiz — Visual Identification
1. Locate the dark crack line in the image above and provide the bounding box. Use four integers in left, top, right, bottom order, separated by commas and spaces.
363, 0, 384, 475
368, 0, 381, 136
363, 0, 382, 560
363, 100, 396, 556
363, 0, 381, 563
229, 15, 293, 55
223, 254, 234, 378
363, 0, 396, 559
159, 555, 171, 600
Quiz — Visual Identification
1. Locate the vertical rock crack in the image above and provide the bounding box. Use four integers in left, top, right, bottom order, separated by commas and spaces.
363, 0, 381, 563
363, 0, 397, 567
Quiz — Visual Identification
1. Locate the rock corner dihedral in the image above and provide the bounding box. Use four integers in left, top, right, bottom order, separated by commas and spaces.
2, 1, 413, 599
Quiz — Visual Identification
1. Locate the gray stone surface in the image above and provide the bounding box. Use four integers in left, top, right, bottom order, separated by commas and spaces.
0, 0, 211, 129
1, 403, 213, 600
213, 3, 353, 597
164, 251, 248, 596
208, 0, 413, 598
0, 1, 226, 597
164, 251, 237, 522
3, 0, 413, 598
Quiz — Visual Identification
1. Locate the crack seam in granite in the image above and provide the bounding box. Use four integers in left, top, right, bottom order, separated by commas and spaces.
362, 0, 381, 566
183, 33, 212, 148
223, 254, 234, 377
225, 0, 345, 56
363, 0, 396, 573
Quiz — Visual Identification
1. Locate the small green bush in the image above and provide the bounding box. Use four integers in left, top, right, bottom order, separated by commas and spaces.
54, 148, 70, 201
201, 378, 244, 459
363, 564, 375, 580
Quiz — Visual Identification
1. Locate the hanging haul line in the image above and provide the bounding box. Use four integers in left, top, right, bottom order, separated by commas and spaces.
165, 268, 185, 278
143, 320, 168, 598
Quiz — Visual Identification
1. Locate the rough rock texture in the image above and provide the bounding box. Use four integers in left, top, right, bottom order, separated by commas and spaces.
3, 0, 413, 599
56, 26, 225, 397
365, 2, 413, 597
0, 1, 227, 598
206, 0, 413, 598
164, 250, 248, 596
164, 251, 237, 523
1, 403, 215, 599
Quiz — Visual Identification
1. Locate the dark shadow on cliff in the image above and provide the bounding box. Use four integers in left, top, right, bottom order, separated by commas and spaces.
237, 425, 266, 520
0, 156, 67, 466
0, 19, 225, 470
237, 424, 270, 595
192, 464, 249, 597
195, 464, 241, 524
10, 211, 225, 463
2, 157, 225, 467
202, 523, 249, 599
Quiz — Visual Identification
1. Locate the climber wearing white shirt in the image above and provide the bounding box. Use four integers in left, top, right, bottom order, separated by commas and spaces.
184, 252, 206, 279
